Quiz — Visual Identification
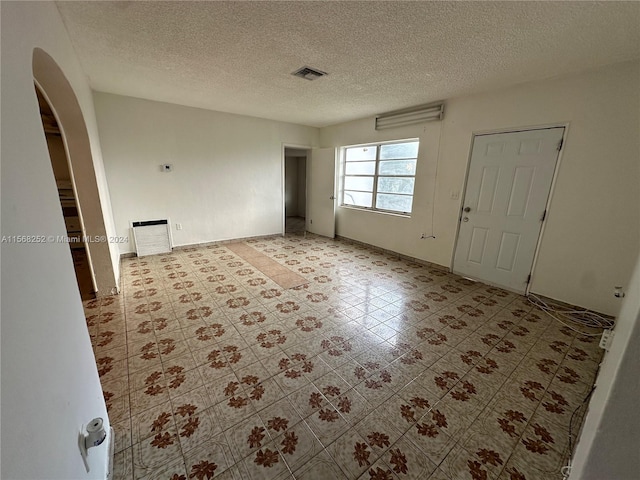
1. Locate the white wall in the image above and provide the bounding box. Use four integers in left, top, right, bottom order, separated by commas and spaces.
570, 254, 640, 479
94, 93, 319, 254
321, 61, 640, 315
1, 2, 111, 479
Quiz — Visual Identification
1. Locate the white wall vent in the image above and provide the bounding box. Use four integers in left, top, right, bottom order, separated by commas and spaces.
375, 103, 444, 130
132, 219, 171, 257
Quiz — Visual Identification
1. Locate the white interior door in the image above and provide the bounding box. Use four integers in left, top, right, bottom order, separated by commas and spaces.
306, 148, 336, 238
453, 127, 564, 293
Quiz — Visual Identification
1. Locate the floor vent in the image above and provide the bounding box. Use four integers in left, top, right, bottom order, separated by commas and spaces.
132, 219, 171, 257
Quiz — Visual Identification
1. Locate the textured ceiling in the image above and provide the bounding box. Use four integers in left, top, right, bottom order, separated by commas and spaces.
56, 1, 640, 128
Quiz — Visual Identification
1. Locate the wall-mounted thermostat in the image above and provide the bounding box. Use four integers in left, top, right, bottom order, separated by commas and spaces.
161, 164, 173, 172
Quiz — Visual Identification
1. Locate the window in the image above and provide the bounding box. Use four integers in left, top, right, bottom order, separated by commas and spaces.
342, 140, 419, 215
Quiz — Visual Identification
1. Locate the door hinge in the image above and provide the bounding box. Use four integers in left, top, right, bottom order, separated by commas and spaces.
526, 274, 531, 284
557, 138, 564, 151
541, 210, 547, 222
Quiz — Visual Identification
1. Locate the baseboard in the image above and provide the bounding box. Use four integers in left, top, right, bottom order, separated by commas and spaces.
335, 234, 449, 271
172, 233, 281, 251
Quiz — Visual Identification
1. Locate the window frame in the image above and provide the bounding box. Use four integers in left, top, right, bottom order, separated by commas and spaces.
340, 138, 419, 216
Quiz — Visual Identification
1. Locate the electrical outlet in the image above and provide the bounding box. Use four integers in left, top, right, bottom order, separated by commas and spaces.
420, 233, 426, 239
599, 329, 614, 350
450, 190, 460, 200
176, 223, 182, 231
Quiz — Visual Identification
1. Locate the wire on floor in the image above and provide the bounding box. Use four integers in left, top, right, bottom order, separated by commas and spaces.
527, 293, 615, 337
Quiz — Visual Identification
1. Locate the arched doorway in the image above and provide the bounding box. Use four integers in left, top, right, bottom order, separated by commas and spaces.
32, 48, 118, 295
35, 86, 96, 299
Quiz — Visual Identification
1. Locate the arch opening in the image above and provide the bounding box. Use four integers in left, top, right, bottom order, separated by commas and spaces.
32, 47, 118, 296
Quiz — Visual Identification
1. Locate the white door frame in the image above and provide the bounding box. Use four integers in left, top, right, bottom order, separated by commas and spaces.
281, 143, 312, 236
451, 123, 570, 294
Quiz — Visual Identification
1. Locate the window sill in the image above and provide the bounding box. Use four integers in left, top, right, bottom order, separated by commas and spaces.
339, 205, 412, 218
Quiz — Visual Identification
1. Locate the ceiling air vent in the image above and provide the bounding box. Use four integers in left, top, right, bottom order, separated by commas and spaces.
291, 66, 327, 81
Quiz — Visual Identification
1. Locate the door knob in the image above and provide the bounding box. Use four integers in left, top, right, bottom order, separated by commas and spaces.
462, 217, 469, 222
463, 207, 471, 212
329, 195, 336, 200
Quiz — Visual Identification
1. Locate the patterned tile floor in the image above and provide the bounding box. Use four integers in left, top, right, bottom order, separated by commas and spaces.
84, 233, 604, 480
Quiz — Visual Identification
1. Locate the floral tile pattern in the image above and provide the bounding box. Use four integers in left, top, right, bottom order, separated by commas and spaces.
88, 233, 604, 480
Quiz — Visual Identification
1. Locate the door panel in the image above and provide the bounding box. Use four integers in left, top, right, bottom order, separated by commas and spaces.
507, 167, 534, 217
454, 128, 563, 293
306, 148, 336, 238
477, 166, 499, 213
468, 227, 489, 264
496, 232, 520, 271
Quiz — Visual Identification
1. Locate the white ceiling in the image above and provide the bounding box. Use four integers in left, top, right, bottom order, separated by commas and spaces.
56, 1, 640, 128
